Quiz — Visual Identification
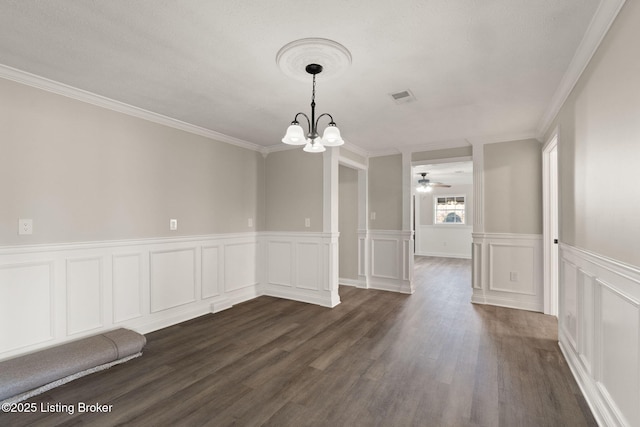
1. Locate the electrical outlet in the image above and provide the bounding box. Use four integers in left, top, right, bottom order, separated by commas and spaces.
170, 219, 178, 231
510, 272, 519, 282
248, 218, 253, 228
305, 218, 311, 228
18, 219, 33, 235
370, 212, 376, 220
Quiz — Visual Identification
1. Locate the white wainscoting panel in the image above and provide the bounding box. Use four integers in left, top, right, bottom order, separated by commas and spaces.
112, 253, 143, 323
66, 257, 103, 335
560, 258, 578, 350
150, 248, 196, 313
471, 233, 543, 312
0, 233, 262, 362
366, 230, 413, 294
559, 244, 640, 427
488, 244, 536, 295
371, 239, 398, 279
225, 242, 259, 292
0, 262, 54, 353
263, 232, 340, 307
297, 242, 320, 291
267, 241, 293, 287
0, 229, 417, 362
201, 246, 221, 299
415, 225, 472, 259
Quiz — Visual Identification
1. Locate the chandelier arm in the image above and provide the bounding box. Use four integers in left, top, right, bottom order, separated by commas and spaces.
315, 113, 336, 129
293, 112, 311, 133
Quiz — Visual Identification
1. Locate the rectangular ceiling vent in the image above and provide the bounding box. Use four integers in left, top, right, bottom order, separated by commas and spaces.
390, 89, 416, 104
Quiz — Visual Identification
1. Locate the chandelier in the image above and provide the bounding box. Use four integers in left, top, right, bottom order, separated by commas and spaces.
281, 63, 344, 153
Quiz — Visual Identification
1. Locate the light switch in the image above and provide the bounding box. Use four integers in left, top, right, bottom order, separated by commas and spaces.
18, 219, 33, 235
170, 219, 178, 230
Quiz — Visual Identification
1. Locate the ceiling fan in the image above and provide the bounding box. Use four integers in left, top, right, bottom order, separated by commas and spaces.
416, 172, 451, 193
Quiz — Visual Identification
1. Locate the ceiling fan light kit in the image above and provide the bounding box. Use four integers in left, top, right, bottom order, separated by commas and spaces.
416, 172, 451, 193
277, 38, 351, 153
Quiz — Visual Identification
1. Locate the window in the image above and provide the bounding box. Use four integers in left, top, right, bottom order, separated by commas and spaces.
434, 196, 465, 224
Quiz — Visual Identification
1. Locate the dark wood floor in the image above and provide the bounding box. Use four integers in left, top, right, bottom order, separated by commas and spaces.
1, 256, 595, 426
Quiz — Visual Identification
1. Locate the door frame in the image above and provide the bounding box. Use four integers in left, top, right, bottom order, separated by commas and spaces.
542, 131, 559, 316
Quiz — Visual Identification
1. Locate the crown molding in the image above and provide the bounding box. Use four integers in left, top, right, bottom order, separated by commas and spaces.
536, 0, 627, 137
466, 131, 541, 146
400, 138, 471, 154
341, 141, 369, 158
0, 64, 264, 153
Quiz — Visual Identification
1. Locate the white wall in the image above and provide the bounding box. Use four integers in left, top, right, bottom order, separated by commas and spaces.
415, 184, 472, 259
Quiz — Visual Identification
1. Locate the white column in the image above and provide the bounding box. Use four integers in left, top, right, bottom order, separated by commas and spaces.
357, 167, 369, 288
401, 150, 415, 292
323, 148, 340, 305
471, 142, 485, 299
472, 142, 484, 233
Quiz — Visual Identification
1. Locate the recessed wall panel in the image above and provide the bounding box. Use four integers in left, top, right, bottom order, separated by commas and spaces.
0, 262, 53, 352
202, 246, 221, 299
225, 242, 258, 291
488, 244, 535, 295
297, 242, 320, 290
67, 257, 103, 334
150, 249, 196, 313
372, 239, 399, 279
112, 253, 143, 323
599, 281, 640, 425
267, 241, 292, 287
561, 260, 578, 348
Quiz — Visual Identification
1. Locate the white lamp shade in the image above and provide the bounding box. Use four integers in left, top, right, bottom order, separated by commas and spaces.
303, 140, 326, 153
282, 124, 308, 145
321, 125, 344, 147
416, 185, 432, 193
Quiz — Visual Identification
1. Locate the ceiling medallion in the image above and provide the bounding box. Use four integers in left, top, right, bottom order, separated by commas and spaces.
276, 38, 352, 82
278, 38, 351, 153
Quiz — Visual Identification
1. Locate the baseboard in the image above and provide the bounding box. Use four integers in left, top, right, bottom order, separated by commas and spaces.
264, 286, 340, 308
471, 290, 543, 313
415, 252, 471, 259
339, 277, 366, 288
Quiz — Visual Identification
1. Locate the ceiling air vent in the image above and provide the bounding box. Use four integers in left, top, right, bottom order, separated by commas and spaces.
390, 89, 416, 104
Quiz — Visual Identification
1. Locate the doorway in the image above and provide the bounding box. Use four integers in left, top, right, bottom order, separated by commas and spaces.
339, 164, 359, 285
413, 160, 473, 260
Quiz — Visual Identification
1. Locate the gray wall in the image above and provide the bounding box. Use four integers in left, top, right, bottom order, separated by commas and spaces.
368, 154, 402, 231
483, 139, 542, 235
264, 148, 323, 232
546, 0, 640, 266
0, 77, 264, 245
339, 165, 358, 280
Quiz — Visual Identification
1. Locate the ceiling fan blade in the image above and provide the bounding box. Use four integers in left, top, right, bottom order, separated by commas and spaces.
431, 184, 451, 188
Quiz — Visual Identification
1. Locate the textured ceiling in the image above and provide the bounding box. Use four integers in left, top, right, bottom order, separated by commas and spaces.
0, 0, 601, 153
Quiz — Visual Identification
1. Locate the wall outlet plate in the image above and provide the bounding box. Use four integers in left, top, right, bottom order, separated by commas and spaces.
170, 219, 178, 230
18, 219, 33, 235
